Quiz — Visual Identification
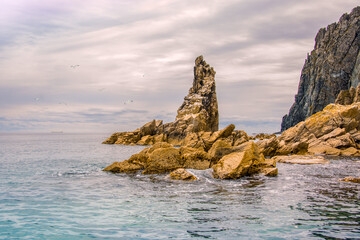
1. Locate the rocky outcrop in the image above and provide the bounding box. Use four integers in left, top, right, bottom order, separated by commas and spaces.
103, 142, 211, 174
212, 142, 278, 179
104, 140, 278, 179
169, 168, 197, 181
281, 6, 360, 131
103, 55, 219, 146
264, 103, 360, 156
164, 55, 218, 141
335, 83, 360, 105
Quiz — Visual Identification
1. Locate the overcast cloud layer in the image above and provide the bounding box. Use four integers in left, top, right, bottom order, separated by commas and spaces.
0, 0, 359, 134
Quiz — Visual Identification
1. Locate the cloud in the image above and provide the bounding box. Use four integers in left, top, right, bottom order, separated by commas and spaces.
0, 0, 359, 133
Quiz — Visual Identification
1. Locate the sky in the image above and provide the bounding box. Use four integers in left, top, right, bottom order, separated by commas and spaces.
0, 0, 359, 134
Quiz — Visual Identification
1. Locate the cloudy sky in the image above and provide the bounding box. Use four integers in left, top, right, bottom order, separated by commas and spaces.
0, 0, 358, 134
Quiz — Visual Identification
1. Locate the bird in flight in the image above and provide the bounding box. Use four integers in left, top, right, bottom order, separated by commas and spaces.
70, 65, 80, 68
124, 100, 133, 105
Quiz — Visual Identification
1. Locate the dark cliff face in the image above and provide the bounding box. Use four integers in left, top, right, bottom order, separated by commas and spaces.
281, 6, 360, 131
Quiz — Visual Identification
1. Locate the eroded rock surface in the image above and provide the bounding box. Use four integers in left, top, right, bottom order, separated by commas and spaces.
281, 6, 360, 131
103, 55, 219, 146
212, 142, 278, 179
262, 103, 360, 156
169, 168, 197, 181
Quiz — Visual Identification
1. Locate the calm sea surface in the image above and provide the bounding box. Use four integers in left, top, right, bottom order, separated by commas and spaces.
0, 133, 359, 239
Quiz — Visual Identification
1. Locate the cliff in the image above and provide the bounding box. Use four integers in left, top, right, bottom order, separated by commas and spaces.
281, 6, 360, 131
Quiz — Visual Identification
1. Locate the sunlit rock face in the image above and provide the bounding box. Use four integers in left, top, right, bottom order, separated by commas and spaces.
281, 6, 360, 131
164, 55, 219, 141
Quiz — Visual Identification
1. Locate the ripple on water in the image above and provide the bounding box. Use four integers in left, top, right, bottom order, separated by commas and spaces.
0, 133, 360, 239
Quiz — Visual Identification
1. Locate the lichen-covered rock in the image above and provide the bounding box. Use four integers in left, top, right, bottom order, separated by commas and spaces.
104, 142, 211, 175
272, 155, 330, 165
179, 146, 211, 170
212, 142, 277, 179
256, 136, 279, 157
277, 103, 360, 156
169, 168, 197, 181
335, 83, 360, 105
254, 133, 277, 140
281, 6, 360, 131
102, 161, 143, 173
143, 148, 182, 174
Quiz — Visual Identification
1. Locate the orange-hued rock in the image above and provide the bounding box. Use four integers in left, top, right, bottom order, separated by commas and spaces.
272, 155, 330, 165
169, 168, 197, 181
212, 142, 277, 179
276, 103, 360, 156
339, 177, 360, 183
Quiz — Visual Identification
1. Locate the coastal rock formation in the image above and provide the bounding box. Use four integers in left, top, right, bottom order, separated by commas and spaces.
164, 55, 218, 141
104, 140, 278, 178
335, 83, 360, 105
103, 142, 211, 174
169, 168, 197, 181
281, 6, 360, 131
212, 142, 278, 179
263, 103, 360, 156
103, 55, 219, 146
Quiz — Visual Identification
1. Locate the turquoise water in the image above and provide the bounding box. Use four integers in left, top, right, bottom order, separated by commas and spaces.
0, 133, 359, 239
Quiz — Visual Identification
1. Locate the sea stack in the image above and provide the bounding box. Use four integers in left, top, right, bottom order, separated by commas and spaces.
281, 6, 360, 131
163, 55, 219, 140
103, 55, 219, 145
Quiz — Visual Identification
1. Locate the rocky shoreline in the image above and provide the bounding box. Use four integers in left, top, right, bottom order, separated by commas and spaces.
103, 7, 360, 182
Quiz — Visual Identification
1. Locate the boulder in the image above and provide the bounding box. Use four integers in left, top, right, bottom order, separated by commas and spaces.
261, 167, 278, 177
102, 161, 143, 173
340, 147, 360, 156
179, 146, 211, 170
143, 147, 182, 174
208, 139, 233, 163
140, 120, 157, 136
169, 168, 197, 181
212, 142, 277, 179
257, 136, 279, 156
102, 133, 119, 144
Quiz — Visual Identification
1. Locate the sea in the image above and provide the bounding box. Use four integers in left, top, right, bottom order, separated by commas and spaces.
0, 133, 359, 240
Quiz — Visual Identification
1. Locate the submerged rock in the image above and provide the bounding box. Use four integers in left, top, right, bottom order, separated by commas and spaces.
281, 6, 360, 131
169, 168, 197, 181
339, 176, 360, 183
